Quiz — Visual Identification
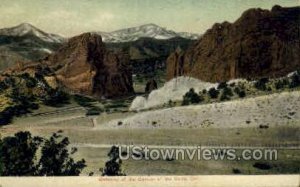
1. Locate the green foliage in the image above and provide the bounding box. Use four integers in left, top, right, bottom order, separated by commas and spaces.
0, 131, 42, 176
0, 131, 86, 176
220, 87, 233, 101
255, 78, 269, 91
25, 76, 38, 88
182, 88, 204, 105
289, 72, 300, 88
0, 108, 14, 125
217, 81, 228, 89
42, 89, 70, 107
73, 95, 103, 116
0, 89, 39, 126
0, 81, 9, 92
86, 106, 103, 116
101, 146, 126, 176
223, 87, 233, 97
74, 95, 96, 107
38, 133, 86, 176
238, 90, 246, 98
220, 93, 230, 101
208, 87, 219, 99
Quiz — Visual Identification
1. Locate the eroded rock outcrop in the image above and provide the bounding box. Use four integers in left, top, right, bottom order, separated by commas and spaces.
167, 5, 300, 82
45, 33, 134, 98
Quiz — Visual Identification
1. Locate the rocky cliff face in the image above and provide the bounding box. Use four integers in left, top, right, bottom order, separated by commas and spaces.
167, 5, 300, 82
45, 33, 133, 98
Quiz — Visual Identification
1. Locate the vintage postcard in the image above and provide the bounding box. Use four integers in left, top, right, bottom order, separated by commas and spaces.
0, 0, 299, 186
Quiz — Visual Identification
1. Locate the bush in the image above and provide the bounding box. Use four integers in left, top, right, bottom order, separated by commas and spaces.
42, 89, 70, 107
0, 131, 42, 176
223, 87, 233, 97
0, 81, 9, 92
234, 87, 246, 98
182, 88, 203, 105
289, 72, 300, 88
217, 82, 228, 89
86, 106, 102, 116
101, 146, 125, 176
25, 77, 38, 88
238, 90, 246, 98
220, 92, 230, 101
38, 133, 86, 176
255, 78, 269, 91
220, 87, 233, 101
232, 168, 242, 174
208, 88, 219, 99
253, 162, 272, 170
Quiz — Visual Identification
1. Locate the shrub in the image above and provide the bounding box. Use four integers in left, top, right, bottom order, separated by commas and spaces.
220, 92, 230, 101
42, 89, 70, 107
101, 146, 125, 176
223, 87, 233, 97
217, 82, 228, 89
208, 87, 219, 99
253, 162, 272, 170
255, 78, 269, 91
234, 87, 246, 98
182, 88, 203, 105
289, 72, 300, 88
25, 77, 38, 88
232, 168, 242, 174
0, 131, 42, 176
38, 133, 86, 176
220, 87, 233, 101
86, 106, 102, 116
238, 90, 246, 98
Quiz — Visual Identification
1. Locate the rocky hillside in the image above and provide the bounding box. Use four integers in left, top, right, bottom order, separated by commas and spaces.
6, 33, 134, 98
166, 5, 300, 82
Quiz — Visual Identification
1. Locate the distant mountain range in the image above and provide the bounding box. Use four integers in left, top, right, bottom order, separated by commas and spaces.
97, 23, 200, 43
0, 23, 64, 70
0, 23, 197, 71
0, 23, 65, 43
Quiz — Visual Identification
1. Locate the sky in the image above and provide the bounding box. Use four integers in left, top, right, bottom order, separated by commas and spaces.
0, 0, 299, 36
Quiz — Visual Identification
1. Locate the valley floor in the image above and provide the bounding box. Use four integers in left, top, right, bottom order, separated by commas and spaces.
0, 90, 299, 175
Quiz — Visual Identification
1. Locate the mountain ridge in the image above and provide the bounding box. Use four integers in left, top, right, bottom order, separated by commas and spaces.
96, 23, 200, 43
0, 23, 65, 43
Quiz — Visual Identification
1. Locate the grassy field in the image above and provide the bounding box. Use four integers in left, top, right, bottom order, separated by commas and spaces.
1, 118, 299, 175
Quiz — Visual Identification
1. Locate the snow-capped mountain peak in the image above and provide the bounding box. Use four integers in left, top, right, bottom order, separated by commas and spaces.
0, 23, 65, 43
97, 23, 200, 43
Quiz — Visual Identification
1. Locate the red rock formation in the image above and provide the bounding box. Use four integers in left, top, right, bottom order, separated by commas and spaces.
44, 33, 133, 98
166, 5, 300, 82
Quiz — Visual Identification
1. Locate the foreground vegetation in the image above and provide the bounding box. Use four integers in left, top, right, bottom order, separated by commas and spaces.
0, 131, 126, 176
0, 72, 70, 126
0, 131, 85, 176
